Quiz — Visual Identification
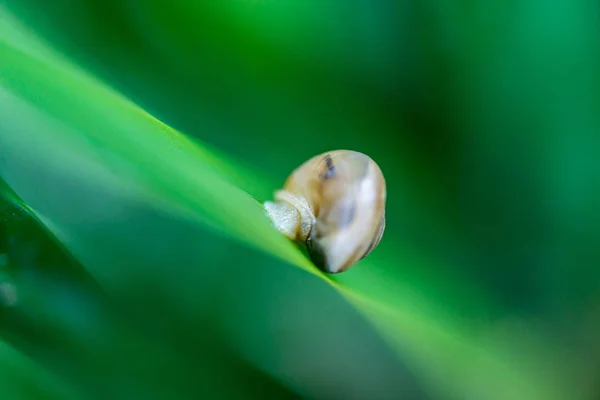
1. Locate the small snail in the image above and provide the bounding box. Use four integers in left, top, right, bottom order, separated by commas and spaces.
264, 150, 386, 274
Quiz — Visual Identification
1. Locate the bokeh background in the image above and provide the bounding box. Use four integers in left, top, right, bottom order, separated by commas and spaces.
1, 1, 600, 399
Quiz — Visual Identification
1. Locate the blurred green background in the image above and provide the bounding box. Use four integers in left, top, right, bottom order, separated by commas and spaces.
0, 1, 599, 399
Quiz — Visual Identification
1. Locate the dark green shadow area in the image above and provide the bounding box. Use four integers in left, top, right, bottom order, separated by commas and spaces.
0, 181, 304, 400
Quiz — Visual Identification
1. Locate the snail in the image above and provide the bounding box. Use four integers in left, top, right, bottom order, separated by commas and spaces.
264, 150, 386, 274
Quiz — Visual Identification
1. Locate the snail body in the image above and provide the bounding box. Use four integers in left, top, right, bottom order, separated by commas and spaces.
264, 150, 386, 274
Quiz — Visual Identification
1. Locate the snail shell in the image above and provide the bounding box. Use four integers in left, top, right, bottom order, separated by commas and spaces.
264, 150, 386, 274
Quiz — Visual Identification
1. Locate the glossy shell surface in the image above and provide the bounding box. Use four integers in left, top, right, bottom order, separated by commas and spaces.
269, 150, 386, 274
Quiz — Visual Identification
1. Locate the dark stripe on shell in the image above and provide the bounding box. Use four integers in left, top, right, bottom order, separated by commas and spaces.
337, 202, 356, 230
321, 154, 336, 180
359, 216, 385, 261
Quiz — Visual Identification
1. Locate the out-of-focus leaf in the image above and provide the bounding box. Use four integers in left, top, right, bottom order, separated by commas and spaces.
0, 6, 581, 400
0, 338, 82, 400
0, 9, 313, 276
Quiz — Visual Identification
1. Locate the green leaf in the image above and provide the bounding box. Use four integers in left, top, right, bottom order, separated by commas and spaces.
0, 337, 82, 400
0, 6, 577, 400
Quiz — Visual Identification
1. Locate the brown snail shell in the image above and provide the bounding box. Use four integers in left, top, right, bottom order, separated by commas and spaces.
264, 150, 386, 274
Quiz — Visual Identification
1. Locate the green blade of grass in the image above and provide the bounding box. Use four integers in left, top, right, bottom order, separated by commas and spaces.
0, 7, 577, 400
0, 25, 314, 277
0, 337, 83, 400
